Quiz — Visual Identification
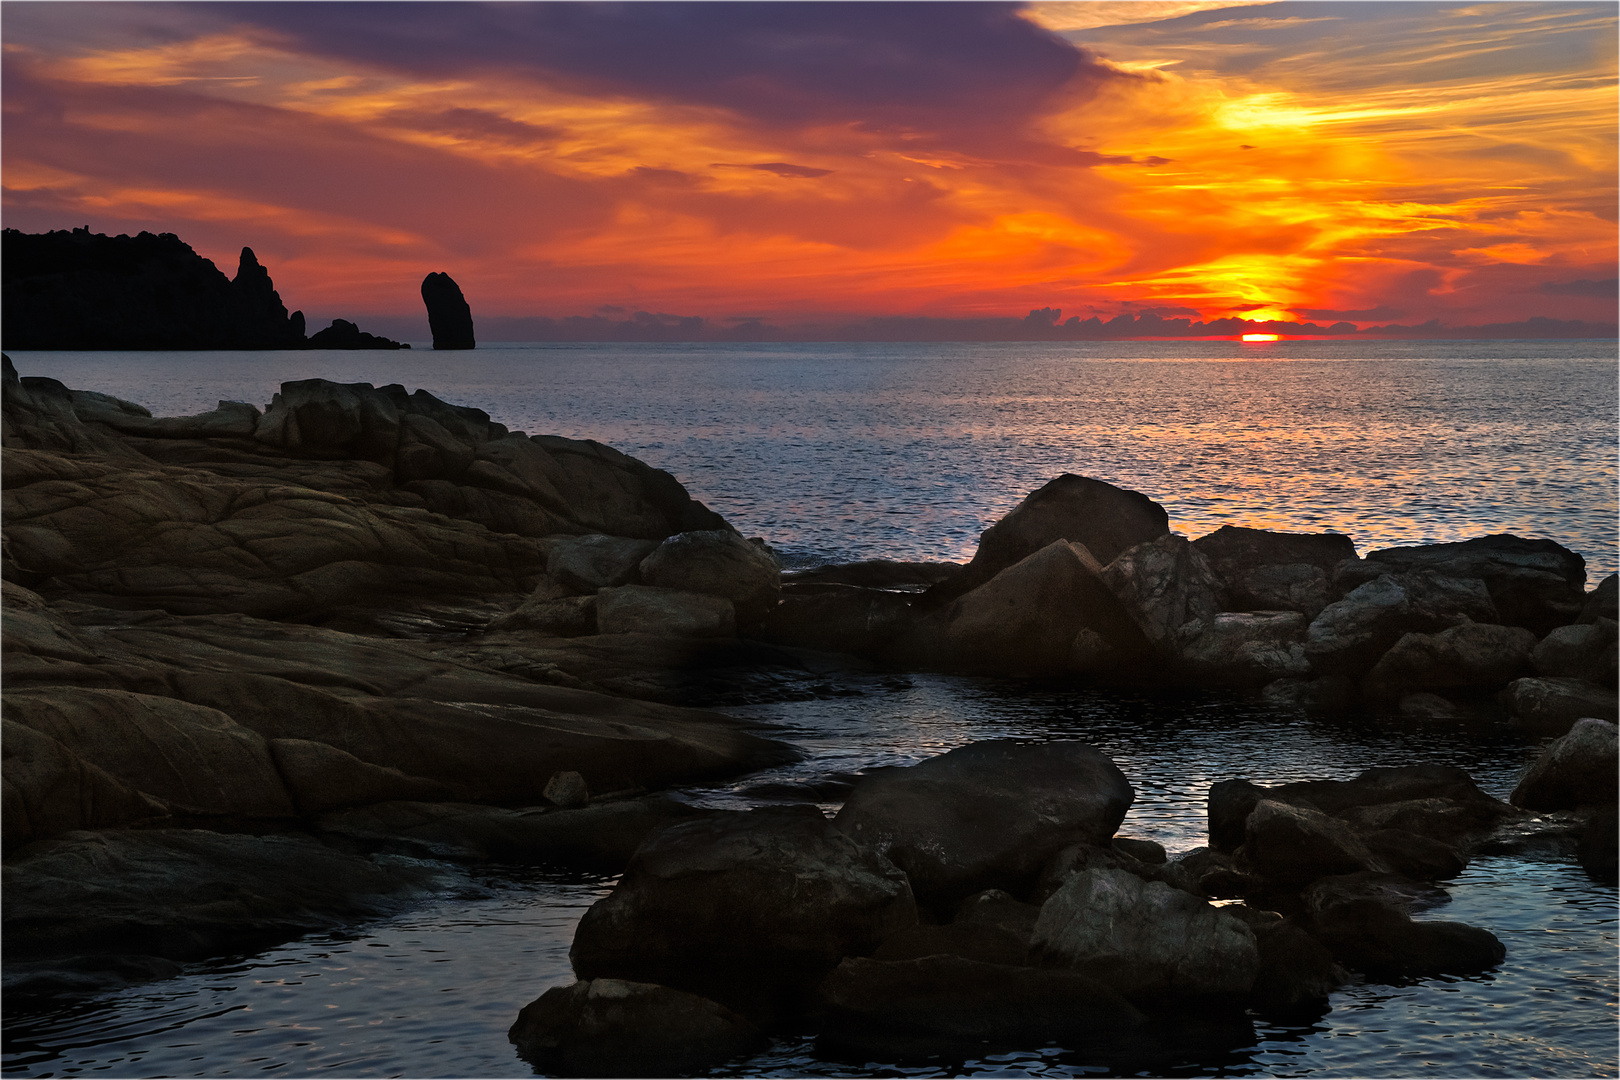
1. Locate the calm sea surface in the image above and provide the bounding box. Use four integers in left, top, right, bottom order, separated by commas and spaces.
3, 340, 1616, 1078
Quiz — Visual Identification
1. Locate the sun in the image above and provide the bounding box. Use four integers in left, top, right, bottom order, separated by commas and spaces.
1241, 333, 1281, 342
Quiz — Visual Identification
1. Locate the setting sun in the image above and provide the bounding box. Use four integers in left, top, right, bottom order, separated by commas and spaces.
1241, 334, 1281, 342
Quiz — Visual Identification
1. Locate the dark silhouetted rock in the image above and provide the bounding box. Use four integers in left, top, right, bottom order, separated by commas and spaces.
1502, 676, 1619, 732
1240, 911, 1341, 1017
1240, 800, 1389, 884
509, 979, 761, 1078
1577, 805, 1618, 881
637, 530, 780, 623
595, 584, 736, 637
1176, 611, 1310, 687
1100, 533, 1222, 654
784, 560, 961, 591
1510, 718, 1618, 811
834, 740, 1133, 910
1355, 534, 1587, 634
1032, 868, 1259, 998
748, 583, 916, 657
1360, 621, 1536, 700
306, 318, 408, 349
925, 474, 1169, 603
570, 807, 916, 1016
871, 921, 1031, 967
1303, 877, 1504, 979
1192, 525, 1358, 583
547, 534, 662, 592
1261, 674, 1355, 710
1579, 573, 1618, 623
2, 229, 307, 350
421, 271, 475, 349
1532, 619, 1618, 684
817, 954, 1143, 1059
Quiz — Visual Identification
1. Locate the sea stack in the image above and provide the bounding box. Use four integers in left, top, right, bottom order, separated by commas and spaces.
421, 271, 476, 350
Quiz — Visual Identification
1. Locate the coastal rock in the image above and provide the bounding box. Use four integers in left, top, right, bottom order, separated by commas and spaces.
1302, 876, 1505, 979
595, 584, 736, 637
637, 530, 780, 623
546, 534, 660, 592
1501, 676, 1620, 732
305, 318, 407, 350
1578, 573, 1618, 623
833, 740, 1134, 909
1176, 611, 1310, 687
4, 828, 439, 964
1261, 675, 1355, 710
420, 271, 475, 349
1360, 621, 1536, 700
1031, 868, 1259, 998
1239, 800, 1388, 884
925, 474, 1169, 603
543, 770, 590, 809
1577, 807, 1618, 880
1099, 533, 1221, 653
1304, 572, 1498, 676
784, 560, 960, 591
1230, 563, 1335, 620
1510, 718, 1618, 811
2, 720, 168, 853
486, 594, 597, 636
937, 540, 1148, 675
1192, 525, 1358, 584
817, 954, 1143, 1059
569, 807, 916, 1015
871, 921, 1031, 967
1353, 535, 1587, 634
509, 979, 761, 1078
268, 738, 455, 815
1397, 692, 1473, 719
1242, 912, 1342, 1017
747, 583, 915, 657
1033, 841, 1201, 903
1531, 620, 1618, 684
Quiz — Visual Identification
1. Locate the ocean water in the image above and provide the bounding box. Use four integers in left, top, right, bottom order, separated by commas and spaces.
3, 340, 1616, 1077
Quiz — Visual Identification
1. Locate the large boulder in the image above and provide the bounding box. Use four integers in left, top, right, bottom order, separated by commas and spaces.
1360, 621, 1536, 700
817, 954, 1143, 1059
1192, 526, 1356, 617
1175, 612, 1310, 687
545, 534, 661, 592
1302, 874, 1505, 979
508, 979, 760, 1078
926, 474, 1168, 603
1531, 619, 1618, 684
1502, 676, 1619, 732
1031, 868, 1259, 998
595, 584, 735, 637
936, 540, 1149, 675
1510, 718, 1618, 811
1353, 534, 1587, 634
1579, 573, 1618, 623
420, 271, 475, 349
1304, 572, 1497, 676
569, 807, 916, 1016
1239, 800, 1389, 884
637, 530, 780, 623
833, 740, 1133, 910
1099, 533, 1221, 653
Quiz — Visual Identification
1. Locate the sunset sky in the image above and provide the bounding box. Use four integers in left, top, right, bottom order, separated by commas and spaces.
4, 1, 1616, 337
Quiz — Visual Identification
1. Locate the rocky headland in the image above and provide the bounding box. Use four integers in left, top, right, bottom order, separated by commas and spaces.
2, 360, 1614, 1071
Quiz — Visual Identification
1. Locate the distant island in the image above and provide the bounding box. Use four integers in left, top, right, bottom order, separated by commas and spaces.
0, 227, 410, 351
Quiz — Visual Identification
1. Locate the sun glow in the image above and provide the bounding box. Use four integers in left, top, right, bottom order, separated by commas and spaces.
1241, 333, 1281, 341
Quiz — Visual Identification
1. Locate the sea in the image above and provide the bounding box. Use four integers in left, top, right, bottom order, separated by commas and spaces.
2, 339, 1616, 1078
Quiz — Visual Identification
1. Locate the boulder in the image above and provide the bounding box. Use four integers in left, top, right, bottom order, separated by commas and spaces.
1031, 868, 1259, 998
1531, 619, 1618, 684
1303, 877, 1505, 979
544, 770, 590, 809
420, 271, 475, 349
508, 979, 761, 1078
817, 954, 1143, 1059
1113, 836, 1168, 864
937, 540, 1149, 675
1577, 806, 1618, 880
1163, 846, 1260, 899
747, 583, 915, 657
546, 534, 661, 592
1099, 533, 1221, 653
1191, 525, 1358, 583
871, 921, 1031, 967
1510, 718, 1618, 811
1033, 841, 1201, 903
1578, 573, 1618, 624
569, 807, 916, 1015
951, 888, 1042, 939
485, 594, 597, 636
1304, 572, 1498, 676
1502, 676, 1619, 732
637, 530, 780, 623
926, 474, 1169, 603
1176, 612, 1310, 687
1397, 692, 1473, 719
1229, 563, 1335, 620
595, 584, 735, 637
1239, 799, 1388, 884
1355, 534, 1587, 633
1240, 912, 1341, 1017
4, 828, 440, 963
833, 740, 1134, 909
1360, 621, 1536, 700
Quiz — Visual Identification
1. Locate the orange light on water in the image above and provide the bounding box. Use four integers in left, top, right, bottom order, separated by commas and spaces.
1241, 334, 1281, 342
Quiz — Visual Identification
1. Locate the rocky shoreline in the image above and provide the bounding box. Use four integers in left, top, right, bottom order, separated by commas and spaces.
3, 361, 1615, 1072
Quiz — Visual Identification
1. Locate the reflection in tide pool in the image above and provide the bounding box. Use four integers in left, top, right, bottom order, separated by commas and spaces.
4, 678, 1615, 1078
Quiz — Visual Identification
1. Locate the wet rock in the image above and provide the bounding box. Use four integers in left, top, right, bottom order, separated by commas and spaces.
786, 560, 961, 591
570, 807, 916, 1016
1099, 533, 1221, 653
925, 474, 1169, 603
509, 978, 761, 1078
1531, 619, 1618, 684
1032, 868, 1259, 998
1240, 799, 1388, 884
817, 954, 1144, 1059
546, 534, 661, 592
1577, 806, 1618, 881
421, 271, 475, 350
317, 797, 704, 867
1243, 913, 1342, 1018
4, 828, 440, 964
595, 584, 736, 637
1354, 534, 1587, 634
1510, 718, 1618, 811
1502, 676, 1619, 732
1176, 611, 1310, 687
638, 530, 780, 623
1397, 692, 1473, 719
2, 720, 169, 853
1360, 621, 1536, 700
834, 740, 1133, 910
938, 540, 1149, 675
1303, 876, 1504, 979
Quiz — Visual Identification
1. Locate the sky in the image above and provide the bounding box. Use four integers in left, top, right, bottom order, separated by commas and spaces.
3, 1, 1616, 339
